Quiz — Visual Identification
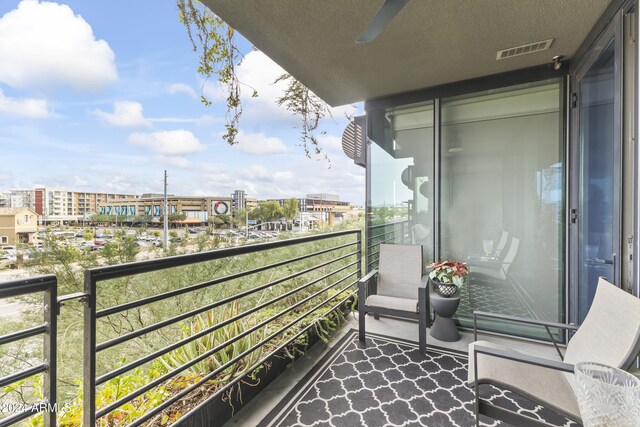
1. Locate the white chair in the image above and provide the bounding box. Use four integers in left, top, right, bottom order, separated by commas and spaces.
358, 244, 429, 353
468, 277, 640, 426
471, 237, 519, 281
493, 230, 509, 258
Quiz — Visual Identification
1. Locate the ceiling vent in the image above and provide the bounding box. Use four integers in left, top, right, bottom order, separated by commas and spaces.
496, 39, 554, 60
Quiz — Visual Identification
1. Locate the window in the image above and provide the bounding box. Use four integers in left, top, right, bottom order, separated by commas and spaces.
368, 101, 435, 266
1, 236, 8, 244
24, 215, 29, 224
366, 79, 565, 340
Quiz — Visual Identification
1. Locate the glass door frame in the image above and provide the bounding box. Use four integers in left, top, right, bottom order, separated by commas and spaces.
569, 12, 624, 325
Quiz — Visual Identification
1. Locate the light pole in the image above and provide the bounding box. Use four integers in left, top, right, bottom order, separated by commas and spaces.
163, 170, 169, 249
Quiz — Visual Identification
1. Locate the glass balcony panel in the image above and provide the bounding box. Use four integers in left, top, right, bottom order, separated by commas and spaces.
368, 102, 435, 268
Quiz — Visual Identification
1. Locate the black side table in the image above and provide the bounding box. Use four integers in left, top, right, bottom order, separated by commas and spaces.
429, 289, 461, 342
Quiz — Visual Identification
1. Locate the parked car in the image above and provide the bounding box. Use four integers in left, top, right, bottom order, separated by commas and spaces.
0, 246, 17, 256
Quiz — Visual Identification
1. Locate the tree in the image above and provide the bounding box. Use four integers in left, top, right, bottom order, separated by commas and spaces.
102, 235, 140, 265
176, 0, 345, 159
253, 201, 283, 223
282, 198, 299, 221
168, 213, 187, 222
235, 208, 247, 227
212, 213, 231, 229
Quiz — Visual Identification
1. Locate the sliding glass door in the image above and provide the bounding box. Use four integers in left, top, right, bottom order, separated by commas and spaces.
439, 81, 565, 338
572, 21, 622, 323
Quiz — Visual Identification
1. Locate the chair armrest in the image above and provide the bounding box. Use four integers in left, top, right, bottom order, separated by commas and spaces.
473, 310, 579, 360
419, 274, 429, 289
472, 344, 575, 376
473, 310, 579, 338
358, 269, 378, 301
358, 269, 378, 287
467, 255, 501, 268
418, 275, 429, 321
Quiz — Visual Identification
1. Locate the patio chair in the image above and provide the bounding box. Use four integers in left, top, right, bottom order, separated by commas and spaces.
470, 237, 520, 281
358, 243, 429, 354
493, 230, 509, 258
468, 277, 640, 426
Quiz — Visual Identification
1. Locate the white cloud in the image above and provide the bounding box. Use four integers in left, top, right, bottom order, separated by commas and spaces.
237, 51, 288, 105
233, 130, 287, 155
273, 171, 294, 181
72, 175, 89, 186
238, 165, 271, 180
235, 51, 358, 124
317, 134, 343, 152
156, 155, 190, 168
129, 130, 206, 155
0, 89, 50, 118
92, 101, 151, 128
0, 0, 117, 91
167, 83, 197, 98
188, 150, 365, 204
148, 115, 223, 126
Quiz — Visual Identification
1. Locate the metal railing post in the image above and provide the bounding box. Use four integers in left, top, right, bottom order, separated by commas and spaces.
0, 275, 58, 427
83, 271, 96, 427
43, 278, 57, 427
356, 230, 362, 281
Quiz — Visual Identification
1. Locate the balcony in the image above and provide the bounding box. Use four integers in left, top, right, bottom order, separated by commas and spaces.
225, 317, 569, 427
2, 230, 622, 427
0, 231, 362, 427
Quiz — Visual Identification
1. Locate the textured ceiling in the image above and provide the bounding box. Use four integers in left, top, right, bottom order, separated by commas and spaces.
203, 0, 611, 106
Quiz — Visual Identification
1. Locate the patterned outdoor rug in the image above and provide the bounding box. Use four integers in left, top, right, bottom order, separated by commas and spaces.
457, 280, 535, 320
259, 330, 576, 427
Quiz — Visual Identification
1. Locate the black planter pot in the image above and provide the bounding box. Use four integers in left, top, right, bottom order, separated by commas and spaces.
431, 279, 458, 297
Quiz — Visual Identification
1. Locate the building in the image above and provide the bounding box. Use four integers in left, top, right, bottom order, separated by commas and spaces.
231, 190, 257, 212
99, 195, 242, 224
0, 193, 9, 208
0, 189, 37, 210
232, 190, 245, 211
0, 207, 37, 246
205, 0, 640, 338
9, 189, 36, 210
265, 194, 351, 225
34, 187, 138, 223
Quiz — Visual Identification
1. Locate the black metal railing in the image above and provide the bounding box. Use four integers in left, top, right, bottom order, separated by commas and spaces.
0, 275, 57, 427
366, 220, 409, 269
82, 230, 361, 426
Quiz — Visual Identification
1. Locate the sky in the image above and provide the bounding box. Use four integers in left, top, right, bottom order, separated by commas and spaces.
0, 0, 365, 204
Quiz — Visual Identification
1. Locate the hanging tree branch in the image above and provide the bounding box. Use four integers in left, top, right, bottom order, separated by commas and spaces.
177, 0, 342, 160
177, 0, 254, 145
275, 73, 332, 161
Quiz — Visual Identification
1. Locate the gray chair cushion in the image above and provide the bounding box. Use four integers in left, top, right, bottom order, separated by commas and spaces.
564, 277, 640, 368
365, 294, 419, 313
378, 243, 423, 300
468, 278, 640, 423
468, 340, 581, 420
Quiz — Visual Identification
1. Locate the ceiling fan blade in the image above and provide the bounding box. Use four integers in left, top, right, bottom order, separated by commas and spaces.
357, 0, 409, 44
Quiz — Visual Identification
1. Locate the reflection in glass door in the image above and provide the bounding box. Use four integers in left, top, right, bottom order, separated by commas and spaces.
575, 37, 620, 322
